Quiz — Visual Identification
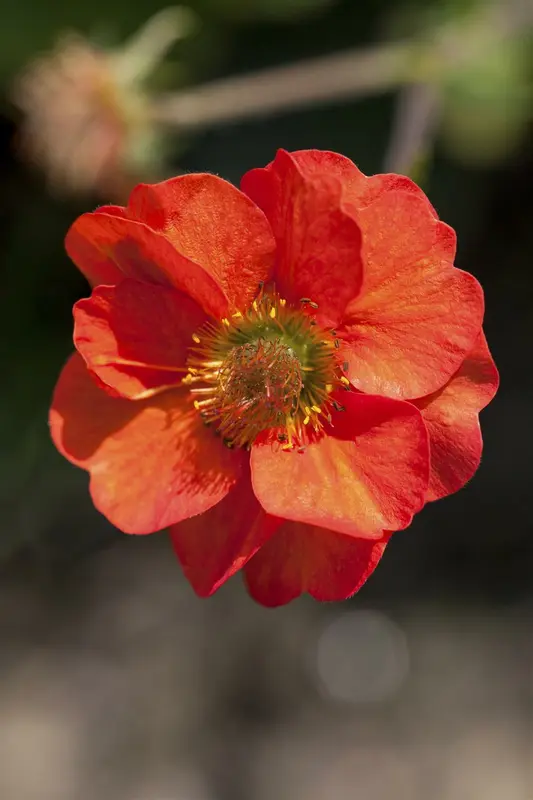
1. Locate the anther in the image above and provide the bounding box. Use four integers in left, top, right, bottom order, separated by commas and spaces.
269, 307, 276, 319
343, 361, 349, 372
340, 376, 350, 386
192, 334, 200, 344
308, 301, 319, 309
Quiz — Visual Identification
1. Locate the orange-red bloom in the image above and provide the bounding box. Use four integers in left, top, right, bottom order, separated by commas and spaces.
50, 149, 498, 606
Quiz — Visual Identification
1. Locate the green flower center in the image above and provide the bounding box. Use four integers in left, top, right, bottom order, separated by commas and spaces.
184, 290, 343, 448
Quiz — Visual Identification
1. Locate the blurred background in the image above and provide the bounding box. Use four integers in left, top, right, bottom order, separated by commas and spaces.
1, 0, 533, 797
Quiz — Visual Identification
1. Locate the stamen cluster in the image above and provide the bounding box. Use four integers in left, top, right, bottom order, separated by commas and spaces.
184, 290, 343, 448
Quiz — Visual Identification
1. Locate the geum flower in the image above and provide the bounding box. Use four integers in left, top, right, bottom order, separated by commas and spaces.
50, 149, 498, 606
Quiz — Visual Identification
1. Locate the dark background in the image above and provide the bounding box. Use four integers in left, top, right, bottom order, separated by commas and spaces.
1, 0, 532, 797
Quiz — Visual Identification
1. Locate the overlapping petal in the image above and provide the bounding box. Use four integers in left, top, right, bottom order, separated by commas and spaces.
244, 522, 390, 606
338, 189, 484, 398
49, 354, 246, 534
64, 205, 127, 287
250, 391, 429, 538
73, 279, 206, 399
170, 469, 280, 597
127, 174, 276, 312
65, 210, 228, 318
241, 149, 364, 328
415, 331, 499, 501
285, 149, 444, 228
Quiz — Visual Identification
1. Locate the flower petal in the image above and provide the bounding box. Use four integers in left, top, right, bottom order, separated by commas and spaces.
253, 149, 455, 254
65, 210, 228, 317
73, 279, 206, 399
250, 391, 429, 538
244, 522, 390, 606
65, 206, 127, 287
279, 149, 366, 185
338, 189, 484, 398
415, 331, 499, 501
49, 354, 246, 534
285, 150, 445, 227
241, 149, 363, 328
170, 468, 280, 597
127, 174, 276, 312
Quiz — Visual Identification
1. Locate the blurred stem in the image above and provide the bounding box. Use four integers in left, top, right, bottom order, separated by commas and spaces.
149, 0, 531, 133
150, 42, 416, 130
113, 6, 198, 84
383, 83, 441, 180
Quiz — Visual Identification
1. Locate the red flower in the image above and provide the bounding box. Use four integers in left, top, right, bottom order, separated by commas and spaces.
49, 149, 498, 606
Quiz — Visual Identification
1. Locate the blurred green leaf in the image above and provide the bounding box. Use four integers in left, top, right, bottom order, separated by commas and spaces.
440, 35, 532, 164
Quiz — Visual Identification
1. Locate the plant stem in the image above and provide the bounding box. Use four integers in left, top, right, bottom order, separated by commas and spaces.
150, 42, 414, 130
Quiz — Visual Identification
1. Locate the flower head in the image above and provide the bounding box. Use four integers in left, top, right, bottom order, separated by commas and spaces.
12, 8, 195, 198
50, 149, 498, 606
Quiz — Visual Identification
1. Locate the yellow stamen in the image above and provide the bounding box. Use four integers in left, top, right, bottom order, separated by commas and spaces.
92, 357, 188, 372
131, 383, 180, 400
192, 334, 201, 344
193, 398, 217, 410
340, 376, 350, 386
